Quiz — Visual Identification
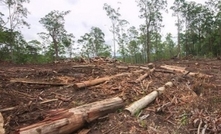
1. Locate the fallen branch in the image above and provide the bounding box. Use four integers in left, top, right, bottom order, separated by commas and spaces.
125, 82, 173, 115
0, 99, 58, 112
10, 78, 69, 86
17, 97, 124, 134
135, 69, 155, 83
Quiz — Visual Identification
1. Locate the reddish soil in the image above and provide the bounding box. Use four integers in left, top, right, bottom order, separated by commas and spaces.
0, 58, 221, 134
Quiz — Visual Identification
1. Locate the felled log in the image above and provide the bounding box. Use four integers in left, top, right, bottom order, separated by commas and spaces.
160, 65, 212, 78
10, 78, 69, 86
135, 69, 155, 83
125, 82, 173, 115
0, 113, 4, 134
17, 97, 124, 134
140, 66, 150, 70
73, 73, 131, 89
116, 66, 129, 69
72, 65, 96, 68
154, 69, 175, 74
161, 65, 186, 72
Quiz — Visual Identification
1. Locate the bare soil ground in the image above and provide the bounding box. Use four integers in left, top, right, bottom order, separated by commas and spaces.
0, 58, 221, 134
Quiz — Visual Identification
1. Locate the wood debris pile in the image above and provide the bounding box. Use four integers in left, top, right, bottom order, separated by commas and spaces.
0, 58, 221, 134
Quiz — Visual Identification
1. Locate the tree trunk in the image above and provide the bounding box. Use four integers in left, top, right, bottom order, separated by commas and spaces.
17, 97, 124, 134
9, 4, 14, 61
146, 31, 150, 63
112, 23, 116, 58
0, 113, 4, 134
52, 36, 59, 60
125, 82, 173, 115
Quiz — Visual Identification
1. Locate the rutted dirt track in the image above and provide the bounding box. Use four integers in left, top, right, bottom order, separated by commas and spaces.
0, 58, 221, 134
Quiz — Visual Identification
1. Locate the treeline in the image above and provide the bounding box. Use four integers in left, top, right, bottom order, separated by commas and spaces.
0, 0, 221, 64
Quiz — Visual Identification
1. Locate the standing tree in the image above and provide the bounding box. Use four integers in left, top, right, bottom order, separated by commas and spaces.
136, 0, 167, 62
39, 10, 74, 60
163, 33, 176, 59
171, 0, 186, 57
78, 27, 111, 58
116, 19, 129, 62
1, 0, 30, 60
103, 3, 121, 58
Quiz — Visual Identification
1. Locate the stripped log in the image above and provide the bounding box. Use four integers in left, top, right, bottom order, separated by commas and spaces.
125, 82, 173, 115
72, 65, 96, 68
160, 65, 212, 78
0, 113, 4, 134
135, 69, 155, 83
154, 69, 175, 74
116, 66, 129, 69
73, 73, 131, 89
140, 66, 150, 70
17, 97, 124, 134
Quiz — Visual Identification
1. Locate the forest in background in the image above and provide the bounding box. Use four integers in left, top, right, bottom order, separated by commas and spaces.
0, 0, 221, 63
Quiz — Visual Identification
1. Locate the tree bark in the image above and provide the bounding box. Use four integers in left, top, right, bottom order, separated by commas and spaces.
17, 97, 124, 134
53, 37, 59, 60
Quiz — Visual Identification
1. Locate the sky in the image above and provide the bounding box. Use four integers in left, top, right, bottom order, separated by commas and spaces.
1, 0, 206, 52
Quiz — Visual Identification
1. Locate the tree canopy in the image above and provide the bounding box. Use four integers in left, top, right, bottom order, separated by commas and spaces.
0, 0, 221, 63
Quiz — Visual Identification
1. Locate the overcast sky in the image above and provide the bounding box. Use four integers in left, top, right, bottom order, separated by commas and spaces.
1, 0, 206, 52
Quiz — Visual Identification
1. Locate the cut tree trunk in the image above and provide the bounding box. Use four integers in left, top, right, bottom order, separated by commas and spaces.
10, 78, 69, 86
140, 66, 150, 70
73, 73, 131, 89
0, 113, 4, 134
116, 66, 129, 69
160, 65, 212, 78
72, 65, 96, 68
125, 82, 173, 115
17, 97, 124, 134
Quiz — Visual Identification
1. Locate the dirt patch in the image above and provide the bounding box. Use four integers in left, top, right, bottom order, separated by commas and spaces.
0, 58, 221, 134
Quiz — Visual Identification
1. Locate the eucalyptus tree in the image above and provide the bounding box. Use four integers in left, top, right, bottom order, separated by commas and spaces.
103, 3, 121, 58
39, 10, 74, 60
127, 26, 140, 63
116, 19, 129, 61
78, 27, 110, 58
0, 0, 30, 60
164, 33, 176, 58
89, 27, 106, 56
78, 33, 91, 58
136, 0, 167, 62
206, 0, 221, 55
117, 33, 128, 61
171, 0, 186, 56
